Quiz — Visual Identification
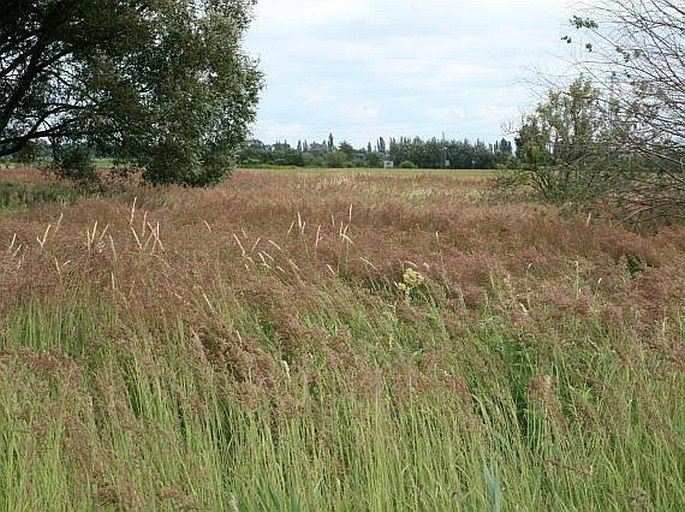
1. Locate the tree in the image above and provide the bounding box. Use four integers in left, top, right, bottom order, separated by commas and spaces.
377, 137, 386, 154
338, 141, 354, 159
326, 150, 346, 168
367, 151, 381, 168
497, 138, 512, 155
500, 78, 621, 203
384, 135, 500, 170
0, 0, 262, 186
563, 0, 685, 220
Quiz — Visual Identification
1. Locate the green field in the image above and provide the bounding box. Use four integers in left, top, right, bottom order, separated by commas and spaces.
242, 166, 496, 178
0, 168, 683, 510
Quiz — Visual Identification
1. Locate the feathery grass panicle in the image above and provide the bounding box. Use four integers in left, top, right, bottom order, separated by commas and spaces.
0, 167, 683, 510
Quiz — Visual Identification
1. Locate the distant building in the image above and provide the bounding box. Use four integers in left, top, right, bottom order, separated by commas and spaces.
382, 160, 394, 169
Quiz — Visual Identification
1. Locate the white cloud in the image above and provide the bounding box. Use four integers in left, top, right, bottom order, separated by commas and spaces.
245, 0, 574, 146
250, 0, 374, 34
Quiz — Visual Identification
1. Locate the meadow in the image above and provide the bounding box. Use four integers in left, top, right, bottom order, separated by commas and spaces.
0, 167, 683, 511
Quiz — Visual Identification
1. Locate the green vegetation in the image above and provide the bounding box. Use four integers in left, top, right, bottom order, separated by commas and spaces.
1, 0, 684, 509
2, 291, 681, 510
1, 0, 262, 186
239, 134, 513, 170
502, 1, 684, 223
0, 170, 682, 510
244, 166, 496, 178
0, 181, 77, 210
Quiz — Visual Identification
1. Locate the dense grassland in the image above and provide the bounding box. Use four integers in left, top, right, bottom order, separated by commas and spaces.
0, 167, 683, 510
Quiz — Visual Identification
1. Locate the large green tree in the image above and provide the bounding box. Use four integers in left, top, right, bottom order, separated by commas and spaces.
0, 0, 262, 186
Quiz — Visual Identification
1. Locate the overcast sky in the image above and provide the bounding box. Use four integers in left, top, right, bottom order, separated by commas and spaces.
244, 0, 576, 148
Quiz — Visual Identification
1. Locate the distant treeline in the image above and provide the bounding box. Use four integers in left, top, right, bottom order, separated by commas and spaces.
239, 134, 513, 169
3, 134, 515, 171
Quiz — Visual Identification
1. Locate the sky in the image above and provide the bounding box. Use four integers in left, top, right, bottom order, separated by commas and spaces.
244, 0, 576, 148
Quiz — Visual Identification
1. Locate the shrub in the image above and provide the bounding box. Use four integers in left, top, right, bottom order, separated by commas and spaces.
51, 145, 100, 189
399, 160, 417, 169
326, 151, 348, 168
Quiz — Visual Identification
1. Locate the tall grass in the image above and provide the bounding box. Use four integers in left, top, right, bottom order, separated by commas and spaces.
0, 169, 683, 510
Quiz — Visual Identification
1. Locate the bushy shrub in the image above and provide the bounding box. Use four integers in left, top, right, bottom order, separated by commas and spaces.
51, 145, 100, 189
399, 160, 417, 169
326, 151, 347, 168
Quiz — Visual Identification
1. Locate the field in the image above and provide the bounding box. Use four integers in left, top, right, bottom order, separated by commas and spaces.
0, 167, 683, 511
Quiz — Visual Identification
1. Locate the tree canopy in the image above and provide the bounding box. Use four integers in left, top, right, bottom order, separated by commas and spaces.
569, 0, 684, 220
0, 0, 262, 186
508, 78, 620, 203
504, 0, 684, 222
238, 135, 512, 170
